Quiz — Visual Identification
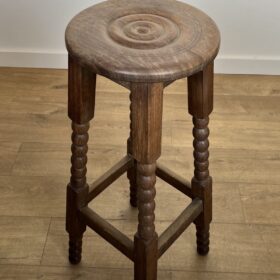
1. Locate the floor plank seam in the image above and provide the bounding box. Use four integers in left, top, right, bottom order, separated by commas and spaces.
1, 263, 279, 276
40, 217, 52, 265
1, 174, 280, 187
0, 215, 279, 227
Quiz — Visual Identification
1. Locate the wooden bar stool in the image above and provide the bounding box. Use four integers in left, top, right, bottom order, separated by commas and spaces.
65, 0, 220, 279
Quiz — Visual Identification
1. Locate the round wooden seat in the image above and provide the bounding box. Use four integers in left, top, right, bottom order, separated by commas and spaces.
65, 0, 220, 83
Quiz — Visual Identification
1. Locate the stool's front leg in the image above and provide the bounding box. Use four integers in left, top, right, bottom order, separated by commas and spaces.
131, 83, 164, 280
188, 62, 214, 256
66, 55, 96, 264
67, 122, 90, 264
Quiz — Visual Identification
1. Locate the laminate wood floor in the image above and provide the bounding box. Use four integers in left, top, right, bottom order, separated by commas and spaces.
0, 67, 279, 279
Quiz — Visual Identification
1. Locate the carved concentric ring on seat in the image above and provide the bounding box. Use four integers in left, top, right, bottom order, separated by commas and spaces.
108, 14, 180, 50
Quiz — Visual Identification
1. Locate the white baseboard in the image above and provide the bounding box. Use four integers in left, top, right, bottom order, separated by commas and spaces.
0, 51, 68, 69
215, 55, 280, 75
0, 51, 280, 75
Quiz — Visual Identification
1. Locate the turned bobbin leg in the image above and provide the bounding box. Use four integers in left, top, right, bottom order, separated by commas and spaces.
127, 91, 138, 207
131, 83, 163, 280
188, 62, 214, 256
67, 122, 90, 264
66, 55, 96, 264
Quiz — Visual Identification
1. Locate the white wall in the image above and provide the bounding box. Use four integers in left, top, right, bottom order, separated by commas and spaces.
0, 0, 279, 74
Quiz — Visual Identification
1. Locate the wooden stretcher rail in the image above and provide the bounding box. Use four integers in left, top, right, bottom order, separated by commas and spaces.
156, 162, 193, 198
87, 155, 134, 202
80, 206, 135, 261
158, 198, 203, 259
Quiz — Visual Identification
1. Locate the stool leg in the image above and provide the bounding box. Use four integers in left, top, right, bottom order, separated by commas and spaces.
66, 55, 96, 264
127, 92, 137, 207
192, 117, 212, 255
130, 83, 164, 280
134, 163, 158, 280
67, 122, 90, 264
188, 62, 214, 256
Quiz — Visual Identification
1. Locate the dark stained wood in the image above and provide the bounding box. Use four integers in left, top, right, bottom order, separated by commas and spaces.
188, 62, 214, 118
136, 163, 157, 241
66, 55, 96, 265
127, 158, 138, 207
87, 155, 134, 202
80, 207, 135, 261
158, 198, 203, 259
65, 0, 220, 83
191, 117, 212, 255
66, 122, 90, 265
156, 162, 193, 198
134, 163, 158, 280
134, 234, 158, 280
68, 55, 96, 124
188, 63, 214, 255
65, 0, 219, 278
131, 82, 164, 280
127, 92, 138, 207
131, 83, 163, 164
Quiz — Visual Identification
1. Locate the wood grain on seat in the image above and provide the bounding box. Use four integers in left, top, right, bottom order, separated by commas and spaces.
65, 0, 220, 83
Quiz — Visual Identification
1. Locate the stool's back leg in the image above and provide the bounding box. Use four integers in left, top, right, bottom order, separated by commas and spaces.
66, 55, 96, 264
188, 62, 214, 256
131, 83, 164, 280
127, 91, 138, 207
